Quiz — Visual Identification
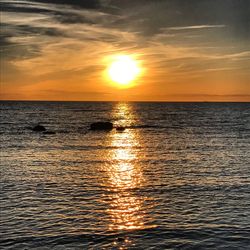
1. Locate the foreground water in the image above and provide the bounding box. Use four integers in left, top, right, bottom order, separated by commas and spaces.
0, 102, 249, 249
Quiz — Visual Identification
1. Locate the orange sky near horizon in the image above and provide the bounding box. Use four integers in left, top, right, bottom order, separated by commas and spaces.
1, 1, 250, 102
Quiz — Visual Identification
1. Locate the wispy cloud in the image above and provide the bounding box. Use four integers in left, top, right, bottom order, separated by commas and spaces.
167, 25, 226, 31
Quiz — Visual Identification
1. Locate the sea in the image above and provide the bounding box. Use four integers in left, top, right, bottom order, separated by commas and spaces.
0, 101, 249, 249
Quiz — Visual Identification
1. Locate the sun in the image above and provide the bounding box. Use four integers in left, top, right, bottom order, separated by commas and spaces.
107, 55, 140, 86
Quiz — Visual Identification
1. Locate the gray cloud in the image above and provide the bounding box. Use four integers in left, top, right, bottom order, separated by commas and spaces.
104, 0, 250, 39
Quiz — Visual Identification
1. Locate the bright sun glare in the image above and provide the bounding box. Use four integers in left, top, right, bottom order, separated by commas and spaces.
108, 55, 140, 86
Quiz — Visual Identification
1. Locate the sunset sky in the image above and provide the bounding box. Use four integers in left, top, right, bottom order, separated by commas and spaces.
1, 0, 250, 101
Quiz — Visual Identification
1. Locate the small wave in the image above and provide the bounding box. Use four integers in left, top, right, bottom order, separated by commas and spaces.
2, 226, 248, 249
0, 227, 159, 249
72, 109, 110, 112
127, 125, 164, 129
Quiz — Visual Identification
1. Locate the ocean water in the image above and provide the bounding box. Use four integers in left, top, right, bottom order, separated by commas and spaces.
0, 101, 249, 249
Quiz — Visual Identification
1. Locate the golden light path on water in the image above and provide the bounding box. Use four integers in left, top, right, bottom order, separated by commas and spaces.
104, 103, 148, 232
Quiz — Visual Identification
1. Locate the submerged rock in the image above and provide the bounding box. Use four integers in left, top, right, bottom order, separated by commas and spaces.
90, 122, 113, 131
43, 131, 56, 135
32, 125, 46, 132
116, 126, 126, 132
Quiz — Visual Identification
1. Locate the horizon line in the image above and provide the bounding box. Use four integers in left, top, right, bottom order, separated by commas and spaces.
0, 100, 249, 103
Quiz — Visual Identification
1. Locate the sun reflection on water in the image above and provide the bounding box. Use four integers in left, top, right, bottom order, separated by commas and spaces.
104, 103, 146, 231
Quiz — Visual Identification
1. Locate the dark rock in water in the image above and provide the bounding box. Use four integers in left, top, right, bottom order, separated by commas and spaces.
43, 131, 56, 135
90, 122, 113, 131
116, 126, 126, 132
32, 125, 46, 132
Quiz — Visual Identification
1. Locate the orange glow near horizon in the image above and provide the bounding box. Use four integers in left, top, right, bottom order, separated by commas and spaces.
1, 44, 249, 102
1, 45, 249, 102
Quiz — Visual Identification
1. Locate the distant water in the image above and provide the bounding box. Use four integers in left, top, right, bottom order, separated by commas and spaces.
0, 101, 249, 249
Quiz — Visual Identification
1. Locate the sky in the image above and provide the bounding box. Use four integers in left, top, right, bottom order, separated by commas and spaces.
0, 0, 250, 101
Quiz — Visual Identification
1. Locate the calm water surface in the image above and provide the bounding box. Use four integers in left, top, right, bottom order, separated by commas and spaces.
0, 102, 250, 249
